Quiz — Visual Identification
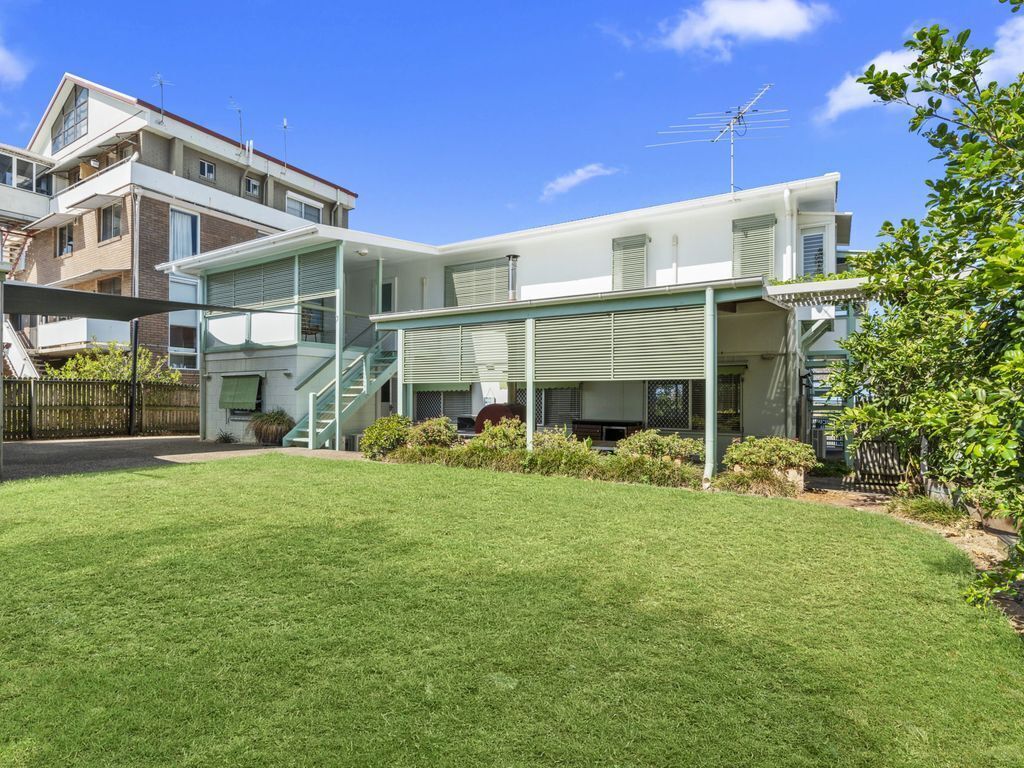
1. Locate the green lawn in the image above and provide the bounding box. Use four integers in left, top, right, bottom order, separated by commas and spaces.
1, 455, 1022, 767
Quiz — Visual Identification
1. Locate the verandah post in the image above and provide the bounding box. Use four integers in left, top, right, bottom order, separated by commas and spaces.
525, 318, 536, 450
334, 241, 345, 450
703, 286, 717, 485
396, 328, 407, 417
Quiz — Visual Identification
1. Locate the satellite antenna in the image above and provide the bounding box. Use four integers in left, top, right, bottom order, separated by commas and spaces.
151, 73, 172, 124
647, 84, 789, 194
228, 98, 244, 152
281, 117, 289, 174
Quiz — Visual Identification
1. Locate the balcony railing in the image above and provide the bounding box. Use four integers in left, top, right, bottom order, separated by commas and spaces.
31, 317, 131, 351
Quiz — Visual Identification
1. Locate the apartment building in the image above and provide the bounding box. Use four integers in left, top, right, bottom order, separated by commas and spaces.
0, 74, 356, 375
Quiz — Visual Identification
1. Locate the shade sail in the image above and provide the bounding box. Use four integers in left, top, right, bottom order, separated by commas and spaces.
1, 280, 250, 320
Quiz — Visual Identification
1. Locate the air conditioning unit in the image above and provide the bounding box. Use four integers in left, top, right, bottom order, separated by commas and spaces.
811, 428, 827, 459
344, 434, 361, 452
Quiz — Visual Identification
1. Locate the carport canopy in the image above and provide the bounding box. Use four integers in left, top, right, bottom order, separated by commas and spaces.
1, 280, 242, 320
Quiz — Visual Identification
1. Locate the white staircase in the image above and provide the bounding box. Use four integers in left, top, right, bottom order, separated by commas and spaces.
2, 319, 40, 378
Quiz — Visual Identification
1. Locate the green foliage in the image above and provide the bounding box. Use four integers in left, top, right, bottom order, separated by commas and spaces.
769, 271, 863, 286
471, 417, 527, 451
407, 417, 459, 448
965, 541, 1024, 606
723, 436, 817, 473
809, 459, 852, 478
215, 428, 237, 444
713, 468, 798, 498
526, 429, 602, 477
44, 342, 182, 383
887, 496, 967, 526
829, 13, 1024, 536
361, 414, 412, 460
615, 429, 704, 464
600, 454, 703, 489
248, 408, 296, 446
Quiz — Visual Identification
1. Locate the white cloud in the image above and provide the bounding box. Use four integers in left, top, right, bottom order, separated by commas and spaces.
654, 0, 832, 60
984, 16, 1024, 84
0, 38, 28, 87
818, 17, 1024, 124
540, 163, 620, 202
817, 49, 916, 123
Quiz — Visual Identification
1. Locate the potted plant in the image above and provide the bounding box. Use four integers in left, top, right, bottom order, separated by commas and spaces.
248, 408, 296, 446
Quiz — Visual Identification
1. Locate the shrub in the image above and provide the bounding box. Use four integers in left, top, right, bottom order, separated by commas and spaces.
526, 429, 601, 477
408, 417, 459, 448
248, 408, 296, 446
600, 454, 703, 489
887, 496, 967, 526
215, 428, 237, 444
713, 468, 798, 497
471, 417, 526, 451
810, 459, 852, 478
616, 430, 704, 465
723, 436, 817, 473
388, 444, 450, 465
361, 414, 412, 460
447, 444, 528, 473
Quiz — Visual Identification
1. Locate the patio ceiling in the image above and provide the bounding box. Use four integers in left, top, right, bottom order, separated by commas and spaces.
763, 277, 867, 308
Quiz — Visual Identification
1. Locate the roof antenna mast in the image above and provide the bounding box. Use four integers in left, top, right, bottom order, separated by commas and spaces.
647, 83, 789, 195
151, 73, 172, 125
281, 117, 289, 174
228, 98, 244, 152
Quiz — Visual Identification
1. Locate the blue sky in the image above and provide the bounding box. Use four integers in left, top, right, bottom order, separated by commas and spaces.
0, 0, 1019, 246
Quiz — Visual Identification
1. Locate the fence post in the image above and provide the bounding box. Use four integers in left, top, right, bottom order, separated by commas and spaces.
29, 378, 37, 440
138, 382, 145, 434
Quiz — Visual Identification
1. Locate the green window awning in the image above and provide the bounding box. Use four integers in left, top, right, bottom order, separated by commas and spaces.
219, 375, 261, 410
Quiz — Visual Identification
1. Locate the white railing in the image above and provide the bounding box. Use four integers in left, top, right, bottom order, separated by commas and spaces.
3, 319, 39, 377
32, 317, 131, 350
206, 307, 298, 350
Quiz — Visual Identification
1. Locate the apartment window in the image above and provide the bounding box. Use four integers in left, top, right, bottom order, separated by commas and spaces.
245, 177, 261, 197
168, 277, 199, 369
286, 194, 322, 223
170, 209, 199, 261
802, 228, 826, 276
35, 172, 51, 195
56, 223, 74, 256
15, 159, 33, 191
51, 85, 89, 153
199, 159, 217, 181
99, 202, 123, 241
0, 153, 11, 186
646, 375, 743, 433
97, 276, 122, 295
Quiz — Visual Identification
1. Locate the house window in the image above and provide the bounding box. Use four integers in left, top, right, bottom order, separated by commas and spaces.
51, 85, 89, 153
97, 276, 122, 295
515, 387, 582, 427
415, 390, 471, 421
646, 375, 743, 433
35, 172, 51, 195
245, 177, 261, 197
0, 153, 11, 186
15, 159, 33, 191
199, 159, 217, 181
56, 223, 74, 256
286, 194, 322, 223
99, 202, 122, 241
802, 228, 825, 276
170, 209, 199, 261
168, 277, 200, 369
220, 375, 263, 418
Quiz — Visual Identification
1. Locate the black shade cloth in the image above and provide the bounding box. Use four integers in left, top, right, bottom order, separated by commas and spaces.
1, 280, 270, 320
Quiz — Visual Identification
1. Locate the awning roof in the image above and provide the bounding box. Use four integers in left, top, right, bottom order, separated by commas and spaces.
2, 280, 245, 320
46, 268, 124, 288
27, 212, 77, 231
72, 193, 121, 210
764, 276, 867, 308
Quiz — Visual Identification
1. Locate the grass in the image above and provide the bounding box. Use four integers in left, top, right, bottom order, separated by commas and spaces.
1, 454, 1022, 767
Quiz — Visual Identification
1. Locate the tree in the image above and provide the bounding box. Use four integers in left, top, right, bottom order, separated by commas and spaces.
830, 2, 1024, 598
45, 342, 182, 384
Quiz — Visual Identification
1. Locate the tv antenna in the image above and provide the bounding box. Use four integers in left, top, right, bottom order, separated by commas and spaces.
647, 83, 788, 194
280, 117, 289, 174
151, 73, 172, 124
228, 98, 244, 151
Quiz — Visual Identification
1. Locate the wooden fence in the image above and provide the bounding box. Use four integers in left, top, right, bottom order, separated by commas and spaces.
2, 379, 198, 440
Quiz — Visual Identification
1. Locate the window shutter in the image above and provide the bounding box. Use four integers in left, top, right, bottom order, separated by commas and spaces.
262, 258, 296, 303
298, 248, 337, 298
612, 306, 705, 380
232, 265, 263, 307
207, 272, 234, 306
802, 231, 825, 275
403, 327, 463, 384
543, 387, 581, 427
612, 234, 647, 291
535, 314, 613, 381
732, 215, 776, 278
441, 390, 472, 418
444, 258, 508, 307
460, 321, 526, 382
218, 375, 260, 410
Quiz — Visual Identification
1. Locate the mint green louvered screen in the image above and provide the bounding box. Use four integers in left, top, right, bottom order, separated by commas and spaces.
298, 248, 337, 298
444, 259, 509, 307
403, 322, 526, 384
732, 214, 776, 279
534, 307, 705, 381
612, 234, 648, 291
612, 306, 704, 379
205, 257, 296, 307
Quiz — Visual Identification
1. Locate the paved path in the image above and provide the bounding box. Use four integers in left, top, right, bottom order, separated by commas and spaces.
1, 436, 364, 482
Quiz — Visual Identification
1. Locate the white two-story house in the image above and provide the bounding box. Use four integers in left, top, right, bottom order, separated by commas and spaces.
158, 171, 863, 476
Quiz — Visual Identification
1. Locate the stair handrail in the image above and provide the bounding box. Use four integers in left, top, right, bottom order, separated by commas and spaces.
293, 323, 384, 391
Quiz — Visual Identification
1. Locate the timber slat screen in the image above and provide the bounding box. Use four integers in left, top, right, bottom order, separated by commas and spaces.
2, 380, 199, 440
